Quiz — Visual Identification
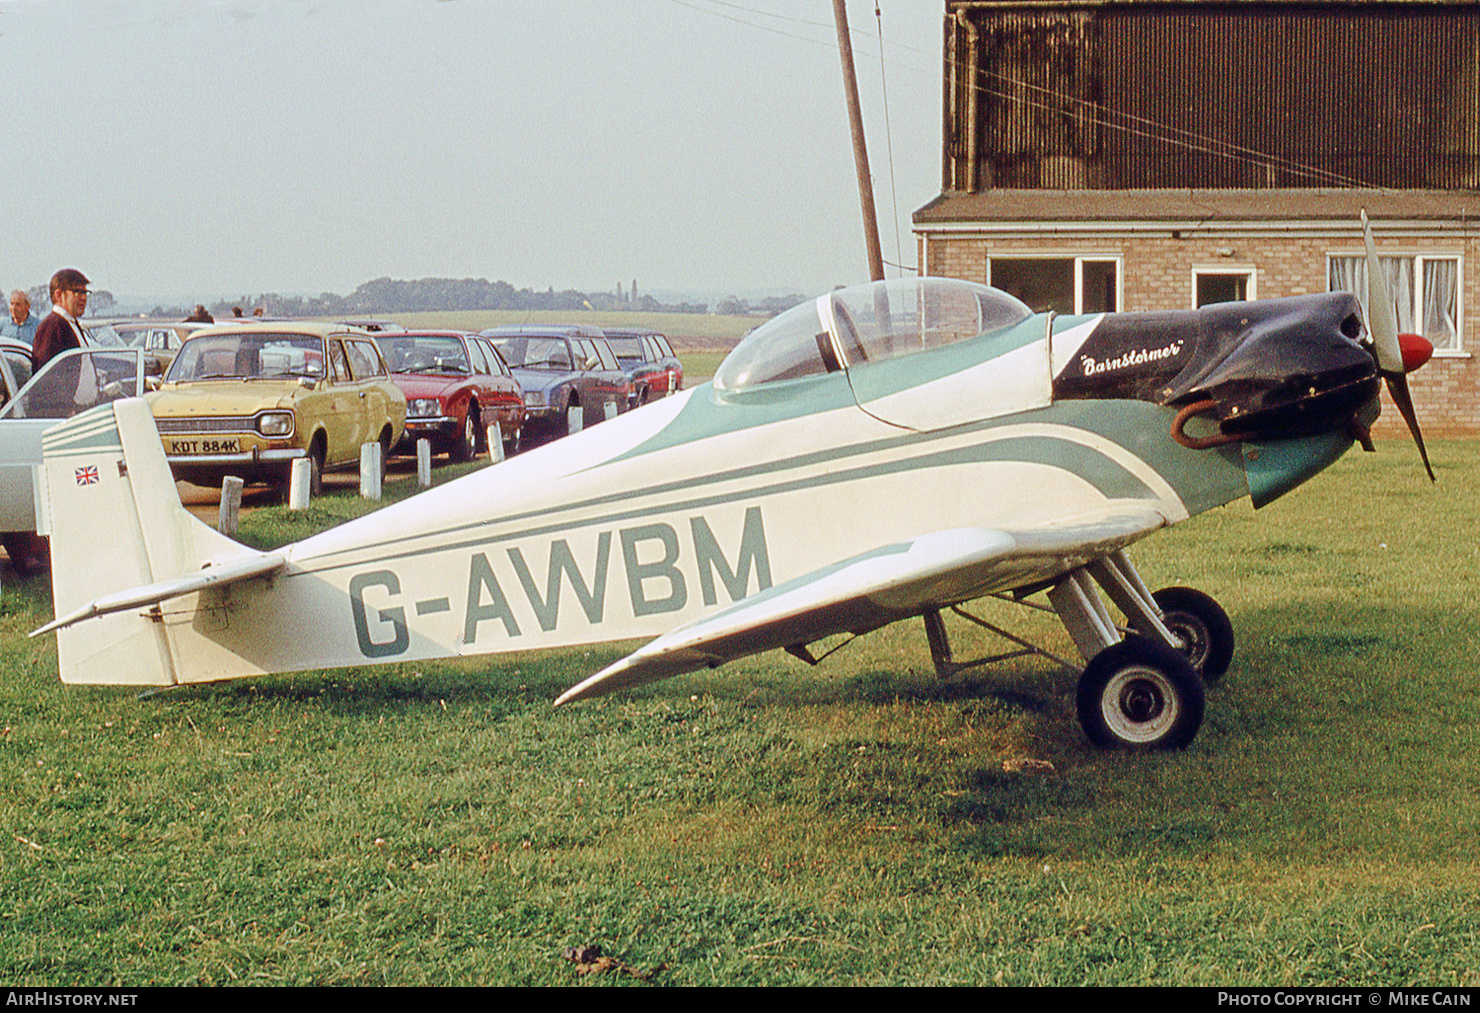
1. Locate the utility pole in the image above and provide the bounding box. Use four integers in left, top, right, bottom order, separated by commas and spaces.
833, 0, 885, 282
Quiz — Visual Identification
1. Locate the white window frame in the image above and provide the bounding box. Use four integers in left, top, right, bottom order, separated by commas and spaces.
1191, 265, 1258, 309
986, 255, 1123, 315
1326, 251, 1465, 357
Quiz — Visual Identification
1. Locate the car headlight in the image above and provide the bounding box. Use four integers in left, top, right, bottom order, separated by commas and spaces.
523, 390, 547, 408
409, 398, 441, 418
257, 411, 294, 437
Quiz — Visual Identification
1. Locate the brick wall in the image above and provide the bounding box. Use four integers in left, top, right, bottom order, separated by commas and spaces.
921, 230, 1478, 437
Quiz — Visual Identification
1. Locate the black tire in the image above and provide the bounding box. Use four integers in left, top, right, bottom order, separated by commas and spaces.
449, 408, 477, 463
1145, 586, 1234, 683
504, 425, 522, 457
1076, 636, 1205, 751
3, 533, 46, 577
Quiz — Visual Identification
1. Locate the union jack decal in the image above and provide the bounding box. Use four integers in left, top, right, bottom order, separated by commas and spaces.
75, 465, 99, 486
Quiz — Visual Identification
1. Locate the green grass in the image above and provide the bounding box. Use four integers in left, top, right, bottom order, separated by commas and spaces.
1, 442, 1477, 985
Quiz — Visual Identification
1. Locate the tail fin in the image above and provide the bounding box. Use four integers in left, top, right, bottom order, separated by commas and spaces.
40, 398, 276, 685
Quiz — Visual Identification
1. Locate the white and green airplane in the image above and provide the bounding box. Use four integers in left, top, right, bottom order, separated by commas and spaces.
32, 220, 1433, 751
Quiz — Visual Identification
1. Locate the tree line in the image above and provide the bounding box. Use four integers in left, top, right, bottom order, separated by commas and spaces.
136, 278, 806, 321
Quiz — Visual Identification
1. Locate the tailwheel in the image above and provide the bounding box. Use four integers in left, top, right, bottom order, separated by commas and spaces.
1148, 586, 1234, 683
1076, 636, 1205, 751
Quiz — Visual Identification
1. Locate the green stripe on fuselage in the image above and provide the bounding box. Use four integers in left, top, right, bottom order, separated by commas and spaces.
292, 393, 1244, 577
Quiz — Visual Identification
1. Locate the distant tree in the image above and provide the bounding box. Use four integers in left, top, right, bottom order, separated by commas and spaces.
757, 294, 807, 316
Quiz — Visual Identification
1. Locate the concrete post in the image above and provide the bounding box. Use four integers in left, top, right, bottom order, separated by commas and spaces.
360, 442, 382, 500
219, 476, 244, 535
288, 458, 312, 510
416, 438, 432, 487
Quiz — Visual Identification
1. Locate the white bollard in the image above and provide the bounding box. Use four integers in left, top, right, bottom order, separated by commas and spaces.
486, 424, 504, 463
604, 400, 617, 421
288, 458, 312, 510
568, 405, 584, 434
219, 476, 244, 535
360, 442, 383, 500
416, 438, 432, 488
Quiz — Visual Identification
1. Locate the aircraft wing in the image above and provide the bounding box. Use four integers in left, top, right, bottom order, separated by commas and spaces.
554, 506, 1168, 705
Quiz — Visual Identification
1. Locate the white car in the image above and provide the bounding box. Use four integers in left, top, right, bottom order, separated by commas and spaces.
0, 342, 148, 568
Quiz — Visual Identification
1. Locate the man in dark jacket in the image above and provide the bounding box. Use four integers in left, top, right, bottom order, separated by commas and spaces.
31, 268, 91, 371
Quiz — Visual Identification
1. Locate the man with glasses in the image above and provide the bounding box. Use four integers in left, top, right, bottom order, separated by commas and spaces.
32, 268, 91, 371
1, 290, 40, 346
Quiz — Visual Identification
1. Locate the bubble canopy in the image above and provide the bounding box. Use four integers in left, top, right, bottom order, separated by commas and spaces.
713, 278, 1033, 392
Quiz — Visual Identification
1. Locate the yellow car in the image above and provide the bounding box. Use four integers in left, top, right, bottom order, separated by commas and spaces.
147, 323, 406, 493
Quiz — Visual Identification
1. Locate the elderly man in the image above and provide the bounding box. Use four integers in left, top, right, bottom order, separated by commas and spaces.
1, 290, 40, 346
31, 268, 91, 371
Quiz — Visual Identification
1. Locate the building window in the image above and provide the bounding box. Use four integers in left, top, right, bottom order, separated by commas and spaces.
987, 257, 1120, 315
1328, 254, 1461, 353
1193, 267, 1257, 308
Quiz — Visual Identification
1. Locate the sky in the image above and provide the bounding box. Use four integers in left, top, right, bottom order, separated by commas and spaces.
0, 0, 944, 306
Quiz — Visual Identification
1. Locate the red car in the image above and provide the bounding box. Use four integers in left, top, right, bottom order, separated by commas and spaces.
376, 330, 526, 460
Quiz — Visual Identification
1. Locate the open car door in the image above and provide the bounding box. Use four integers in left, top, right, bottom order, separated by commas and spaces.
0, 348, 146, 533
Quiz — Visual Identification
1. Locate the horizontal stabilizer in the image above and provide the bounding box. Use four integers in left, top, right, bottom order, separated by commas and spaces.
32, 552, 287, 637
555, 508, 1166, 705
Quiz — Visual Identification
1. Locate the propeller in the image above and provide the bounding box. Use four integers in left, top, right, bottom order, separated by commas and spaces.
1360, 210, 1436, 481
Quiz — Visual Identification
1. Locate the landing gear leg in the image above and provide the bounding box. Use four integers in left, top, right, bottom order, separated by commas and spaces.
1048, 552, 1218, 750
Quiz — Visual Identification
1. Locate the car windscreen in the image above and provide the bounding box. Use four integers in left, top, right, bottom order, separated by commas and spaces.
86, 324, 126, 347
489, 336, 572, 370
604, 335, 644, 363
378, 335, 470, 374
166, 333, 326, 382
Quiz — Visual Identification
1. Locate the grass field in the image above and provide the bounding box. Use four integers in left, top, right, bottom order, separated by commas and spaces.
1, 441, 1476, 986
336, 311, 756, 351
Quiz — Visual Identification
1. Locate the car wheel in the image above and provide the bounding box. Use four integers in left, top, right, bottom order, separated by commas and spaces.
1076, 636, 1205, 751
450, 408, 477, 463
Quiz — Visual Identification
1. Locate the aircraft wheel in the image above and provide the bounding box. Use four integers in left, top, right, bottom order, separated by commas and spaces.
1077, 636, 1205, 751
450, 408, 477, 463
1150, 586, 1234, 683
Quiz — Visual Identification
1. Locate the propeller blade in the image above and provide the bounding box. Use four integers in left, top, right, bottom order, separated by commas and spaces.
1384, 373, 1436, 482
1360, 210, 1404, 375
1361, 210, 1436, 483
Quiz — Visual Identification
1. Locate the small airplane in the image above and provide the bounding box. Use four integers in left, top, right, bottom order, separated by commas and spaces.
31, 216, 1433, 750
